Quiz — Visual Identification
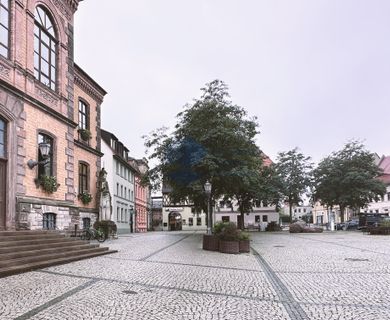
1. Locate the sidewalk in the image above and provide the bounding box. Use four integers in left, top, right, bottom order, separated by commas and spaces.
0, 231, 389, 319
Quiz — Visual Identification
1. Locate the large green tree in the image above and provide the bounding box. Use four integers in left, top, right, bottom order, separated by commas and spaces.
312, 141, 386, 222
144, 80, 264, 228
274, 148, 313, 222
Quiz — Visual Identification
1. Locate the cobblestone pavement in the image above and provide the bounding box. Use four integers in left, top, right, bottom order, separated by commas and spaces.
1, 231, 390, 319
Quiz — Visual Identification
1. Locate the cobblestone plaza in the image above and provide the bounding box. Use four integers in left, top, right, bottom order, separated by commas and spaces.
1, 231, 389, 320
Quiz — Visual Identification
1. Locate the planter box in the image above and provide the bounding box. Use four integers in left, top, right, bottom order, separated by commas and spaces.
219, 240, 239, 254
202, 234, 219, 251
239, 240, 250, 253
370, 227, 390, 235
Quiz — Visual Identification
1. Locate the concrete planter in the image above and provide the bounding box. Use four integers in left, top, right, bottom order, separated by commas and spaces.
219, 240, 239, 254
202, 234, 219, 251
239, 240, 250, 253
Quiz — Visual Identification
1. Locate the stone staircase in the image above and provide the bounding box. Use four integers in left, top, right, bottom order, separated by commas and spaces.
0, 230, 117, 278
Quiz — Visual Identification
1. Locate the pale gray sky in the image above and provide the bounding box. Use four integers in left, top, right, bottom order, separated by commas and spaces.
74, 1, 390, 163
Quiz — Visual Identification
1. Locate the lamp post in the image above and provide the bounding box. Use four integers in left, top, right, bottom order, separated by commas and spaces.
204, 180, 212, 235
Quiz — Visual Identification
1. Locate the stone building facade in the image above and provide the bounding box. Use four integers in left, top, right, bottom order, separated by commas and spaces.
0, 0, 106, 231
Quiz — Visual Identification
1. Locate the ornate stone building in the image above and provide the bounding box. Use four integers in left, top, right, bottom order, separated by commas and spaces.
0, 0, 106, 231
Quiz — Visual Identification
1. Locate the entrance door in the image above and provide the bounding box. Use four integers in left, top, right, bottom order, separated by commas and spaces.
0, 159, 6, 229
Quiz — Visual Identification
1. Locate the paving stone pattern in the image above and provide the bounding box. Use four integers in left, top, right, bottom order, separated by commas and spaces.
1, 231, 390, 319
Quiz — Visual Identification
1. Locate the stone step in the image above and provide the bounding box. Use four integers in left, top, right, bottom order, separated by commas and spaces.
0, 249, 118, 278
0, 233, 66, 242
0, 230, 58, 237
0, 237, 83, 248
0, 247, 110, 268
0, 240, 90, 253
0, 243, 100, 260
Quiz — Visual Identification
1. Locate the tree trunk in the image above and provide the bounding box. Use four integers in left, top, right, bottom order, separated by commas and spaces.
289, 202, 293, 223
340, 206, 345, 223
240, 210, 245, 230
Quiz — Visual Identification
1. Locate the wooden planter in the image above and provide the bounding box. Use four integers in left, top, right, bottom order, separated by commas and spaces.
219, 240, 239, 254
202, 234, 219, 251
370, 227, 390, 235
239, 240, 250, 253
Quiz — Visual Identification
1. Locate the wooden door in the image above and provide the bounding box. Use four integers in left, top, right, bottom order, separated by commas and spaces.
0, 159, 6, 229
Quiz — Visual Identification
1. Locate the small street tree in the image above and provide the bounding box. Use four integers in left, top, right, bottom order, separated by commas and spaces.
144, 80, 264, 229
312, 141, 386, 222
274, 148, 313, 223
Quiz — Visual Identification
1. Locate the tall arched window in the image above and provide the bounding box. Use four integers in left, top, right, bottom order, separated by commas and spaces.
34, 6, 57, 90
0, 1, 9, 58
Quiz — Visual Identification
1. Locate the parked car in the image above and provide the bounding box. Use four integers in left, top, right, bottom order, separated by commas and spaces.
344, 219, 359, 230
336, 219, 359, 230
336, 222, 345, 230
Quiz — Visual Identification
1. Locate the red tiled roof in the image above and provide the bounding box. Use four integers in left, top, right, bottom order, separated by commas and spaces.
378, 156, 390, 175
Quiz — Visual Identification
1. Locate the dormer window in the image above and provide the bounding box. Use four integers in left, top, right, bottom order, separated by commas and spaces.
34, 6, 57, 90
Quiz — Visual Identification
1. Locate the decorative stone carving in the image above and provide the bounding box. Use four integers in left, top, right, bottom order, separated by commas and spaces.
35, 86, 59, 105
0, 62, 10, 78
50, 0, 71, 20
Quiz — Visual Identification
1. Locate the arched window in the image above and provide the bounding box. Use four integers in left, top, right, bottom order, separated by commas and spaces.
0, 1, 9, 58
34, 6, 57, 90
38, 133, 53, 177
78, 162, 89, 194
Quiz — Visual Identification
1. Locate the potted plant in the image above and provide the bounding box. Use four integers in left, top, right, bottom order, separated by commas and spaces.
218, 222, 239, 254
238, 231, 250, 253
78, 128, 91, 141
202, 221, 224, 251
35, 175, 59, 194
78, 191, 92, 205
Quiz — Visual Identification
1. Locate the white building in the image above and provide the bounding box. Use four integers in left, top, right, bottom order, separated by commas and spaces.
215, 200, 279, 230
101, 130, 136, 234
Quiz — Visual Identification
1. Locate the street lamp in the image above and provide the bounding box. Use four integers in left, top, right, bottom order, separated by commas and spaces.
204, 180, 212, 235
27, 142, 51, 169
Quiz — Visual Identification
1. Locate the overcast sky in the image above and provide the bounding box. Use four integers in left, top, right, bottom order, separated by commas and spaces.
74, 1, 390, 164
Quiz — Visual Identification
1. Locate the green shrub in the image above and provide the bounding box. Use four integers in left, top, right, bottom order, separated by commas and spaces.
93, 220, 117, 238
238, 231, 250, 240
218, 222, 239, 241
78, 128, 91, 141
213, 221, 225, 236
36, 175, 59, 194
78, 192, 92, 205
379, 220, 390, 228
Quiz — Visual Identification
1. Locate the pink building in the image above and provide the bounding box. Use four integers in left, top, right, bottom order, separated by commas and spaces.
0, 0, 106, 231
130, 158, 149, 233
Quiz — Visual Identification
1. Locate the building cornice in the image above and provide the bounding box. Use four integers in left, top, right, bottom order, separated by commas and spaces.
74, 63, 107, 104
0, 79, 78, 128
74, 139, 104, 157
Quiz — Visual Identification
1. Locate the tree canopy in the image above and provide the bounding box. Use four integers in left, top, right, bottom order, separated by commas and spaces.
274, 148, 313, 222
144, 80, 265, 219
312, 141, 386, 222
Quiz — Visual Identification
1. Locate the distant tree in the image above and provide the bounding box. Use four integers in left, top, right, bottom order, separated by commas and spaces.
312, 141, 386, 222
144, 80, 263, 228
274, 148, 313, 223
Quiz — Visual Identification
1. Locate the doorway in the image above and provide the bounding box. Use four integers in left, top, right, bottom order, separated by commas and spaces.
168, 212, 182, 231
